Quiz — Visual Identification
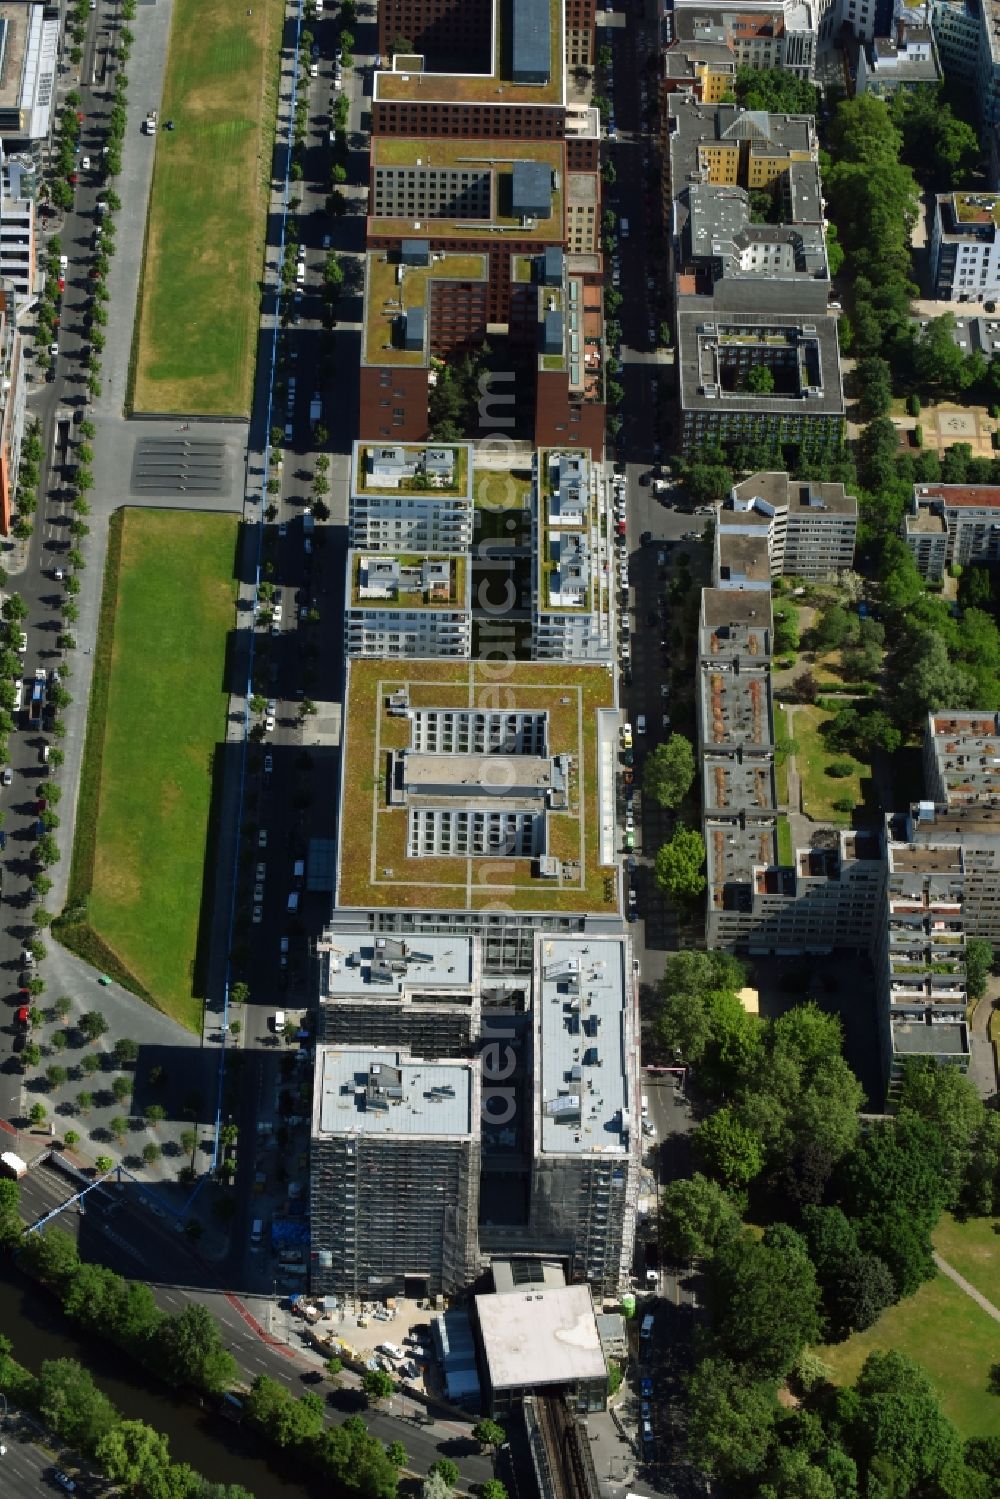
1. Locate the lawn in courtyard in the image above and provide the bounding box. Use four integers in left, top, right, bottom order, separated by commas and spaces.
64, 510, 238, 1029
793, 704, 868, 825
131, 0, 281, 415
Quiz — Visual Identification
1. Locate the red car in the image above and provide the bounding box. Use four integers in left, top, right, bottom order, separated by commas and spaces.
15, 1005, 30, 1027
69, 173, 78, 185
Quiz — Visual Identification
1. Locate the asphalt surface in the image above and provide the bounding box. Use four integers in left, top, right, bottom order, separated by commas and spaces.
0, 1408, 78, 1499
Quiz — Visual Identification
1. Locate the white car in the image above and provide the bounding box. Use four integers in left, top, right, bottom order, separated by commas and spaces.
256, 862, 267, 882
59, 255, 68, 272
265, 713, 276, 733
253, 882, 264, 902
0, 767, 11, 787
272, 602, 283, 622
81, 155, 90, 170
252, 904, 263, 925
258, 829, 268, 848
17, 632, 27, 654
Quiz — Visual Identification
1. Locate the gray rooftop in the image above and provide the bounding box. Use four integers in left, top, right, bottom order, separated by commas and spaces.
511, 0, 552, 85
322, 934, 476, 999
667, 96, 816, 195
535, 936, 634, 1157
717, 531, 771, 586
683, 183, 827, 286
512, 158, 553, 218
927, 712, 1000, 806
476, 1283, 607, 1391
891, 1020, 969, 1057
315, 1047, 476, 1137
677, 309, 844, 418
702, 750, 776, 815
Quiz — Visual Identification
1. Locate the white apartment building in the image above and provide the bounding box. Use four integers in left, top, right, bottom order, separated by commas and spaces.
344, 548, 472, 657
0, 147, 36, 301
902, 482, 1000, 579
532, 449, 613, 663
0, 279, 28, 536
719, 472, 858, 580
348, 440, 474, 551
670, 0, 819, 78
929, 193, 1000, 303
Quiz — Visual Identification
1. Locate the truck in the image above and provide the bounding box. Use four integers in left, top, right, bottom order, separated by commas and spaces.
29, 676, 45, 723
144, 111, 158, 135
309, 393, 322, 425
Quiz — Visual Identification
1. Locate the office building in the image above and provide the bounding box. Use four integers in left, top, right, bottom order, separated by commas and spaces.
930, 0, 979, 86
856, 19, 942, 97
475, 1280, 608, 1417
877, 813, 971, 1094
902, 483, 1000, 579
532, 449, 613, 661
720, 471, 857, 579
0, 3, 60, 145
929, 193, 1000, 304
309, 1047, 481, 1298
344, 548, 472, 658
0, 278, 28, 536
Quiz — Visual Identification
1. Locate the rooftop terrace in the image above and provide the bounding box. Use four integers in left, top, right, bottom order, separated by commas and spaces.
321, 935, 477, 1000
349, 551, 470, 610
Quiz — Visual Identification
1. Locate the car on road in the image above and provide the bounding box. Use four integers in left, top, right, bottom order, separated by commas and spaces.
17, 632, 27, 653
252, 904, 263, 925
258, 829, 268, 848
640, 1377, 654, 1398
81, 155, 90, 170
263, 754, 273, 775
50, 1471, 77, 1493
265, 712, 276, 732
0, 767, 11, 787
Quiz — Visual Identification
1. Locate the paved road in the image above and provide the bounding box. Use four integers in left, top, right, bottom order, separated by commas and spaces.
0, 1408, 78, 1499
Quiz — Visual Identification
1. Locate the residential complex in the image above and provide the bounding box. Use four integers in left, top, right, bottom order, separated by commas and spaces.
532, 449, 613, 661
348, 440, 474, 551
902, 482, 1000, 579
0, 1, 61, 146
662, 96, 843, 455
360, 0, 606, 452
666, 1, 819, 78
344, 548, 472, 658
0, 144, 37, 301
719, 471, 858, 579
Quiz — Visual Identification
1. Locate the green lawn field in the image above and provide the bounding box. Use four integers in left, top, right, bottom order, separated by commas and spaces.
131, 0, 281, 414
65, 510, 237, 1030
820, 1217, 1000, 1439
793, 704, 868, 825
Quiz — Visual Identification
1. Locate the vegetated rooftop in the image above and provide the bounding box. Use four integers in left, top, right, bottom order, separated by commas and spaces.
337, 657, 617, 914
363, 251, 488, 367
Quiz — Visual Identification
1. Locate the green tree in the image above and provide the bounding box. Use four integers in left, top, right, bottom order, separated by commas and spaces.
658, 1173, 742, 1261
114, 1036, 139, 1066
964, 937, 994, 1000
655, 826, 707, 902
643, 735, 696, 809
847, 1350, 965, 1495
694, 1107, 766, 1190
429, 1458, 460, 1488
709, 1227, 822, 1376
896, 1056, 985, 1207
29, 1101, 47, 1126
480, 1485, 508, 1499
746, 365, 775, 395
686, 1356, 776, 1480
96, 1421, 172, 1494
36, 1357, 118, 1455
855, 356, 893, 420
363, 1367, 395, 1405
155, 1303, 238, 1394
472, 1418, 507, 1452
79, 1009, 108, 1043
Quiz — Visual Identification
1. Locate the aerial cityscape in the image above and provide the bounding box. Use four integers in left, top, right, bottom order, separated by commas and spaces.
0, 0, 997, 1495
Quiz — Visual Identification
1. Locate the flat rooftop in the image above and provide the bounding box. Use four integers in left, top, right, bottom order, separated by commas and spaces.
337, 659, 618, 915
891, 1020, 969, 1057
913, 484, 1000, 509
717, 532, 771, 584
703, 751, 776, 814
475, 1283, 607, 1391
535, 935, 634, 1157
887, 841, 963, 875
322, 934, 476, 1000
363, 250, 488, 369
677, 310, 844, 418
314, 1048, 476, 1137
372, 0, 564, 108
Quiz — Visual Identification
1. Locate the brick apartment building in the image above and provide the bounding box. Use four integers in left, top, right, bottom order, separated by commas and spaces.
361, 0, 605, 451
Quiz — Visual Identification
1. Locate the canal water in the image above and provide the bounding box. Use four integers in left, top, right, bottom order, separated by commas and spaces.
0, 1258, 317, 1496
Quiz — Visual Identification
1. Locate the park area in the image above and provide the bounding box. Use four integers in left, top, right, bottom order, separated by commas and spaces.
820, 1214, 1000, 1439
792, 703, 870, 825
131, 0, 281, 415
62, 510, 238, 1030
